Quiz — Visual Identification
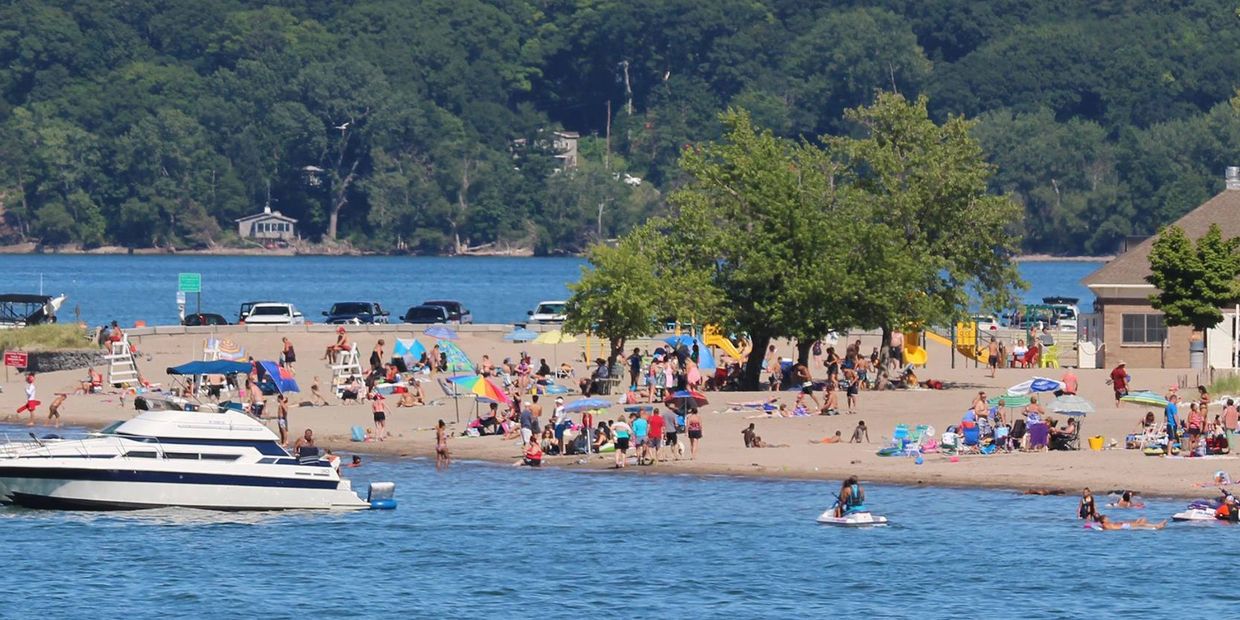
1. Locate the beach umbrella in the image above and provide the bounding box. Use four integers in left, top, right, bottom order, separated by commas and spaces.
1120, 391, 1169, 408
448, 374, 509, 404
533, 330, 578, 366
665, 389, 709, 407
1047, 394, 1094, 416
424, 325, 458, 340
664, 335, 695, 348
504, 327, 538, 342
987, 394, 1031, 408
1006, 377, 1065, 396
563, 398, 613, 413
258, 361, 299, 394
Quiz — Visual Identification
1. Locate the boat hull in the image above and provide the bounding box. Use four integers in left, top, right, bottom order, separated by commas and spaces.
0, 471, 369, 511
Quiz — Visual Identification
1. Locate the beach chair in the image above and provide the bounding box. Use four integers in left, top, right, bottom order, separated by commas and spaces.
1051, 420, 1080, 451
1039, 345, 1060, 369
940, 430, 961, 455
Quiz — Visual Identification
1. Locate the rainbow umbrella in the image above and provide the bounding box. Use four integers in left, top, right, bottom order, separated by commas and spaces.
448, 374, 509, 404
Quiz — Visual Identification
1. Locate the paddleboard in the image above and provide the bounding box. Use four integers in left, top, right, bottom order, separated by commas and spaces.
816, 509, 889, 527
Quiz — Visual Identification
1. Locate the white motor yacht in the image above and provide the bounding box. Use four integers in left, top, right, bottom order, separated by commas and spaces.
0, 410, 377, 511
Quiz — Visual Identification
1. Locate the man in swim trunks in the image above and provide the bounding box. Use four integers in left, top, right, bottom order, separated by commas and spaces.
276, 394, 290, 446
47, 393, 66, 428
835, 476, 865, 517
1095, 515, 1166, 530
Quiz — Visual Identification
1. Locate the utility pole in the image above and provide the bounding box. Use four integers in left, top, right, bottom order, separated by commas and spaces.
605, 100, 612, 171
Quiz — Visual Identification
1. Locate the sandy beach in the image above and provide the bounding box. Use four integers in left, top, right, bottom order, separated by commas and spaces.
3, 327, 1233, 499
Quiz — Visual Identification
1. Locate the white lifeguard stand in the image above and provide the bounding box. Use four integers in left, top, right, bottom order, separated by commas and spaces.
331, 344, 363, 395
104, 337, 139, 388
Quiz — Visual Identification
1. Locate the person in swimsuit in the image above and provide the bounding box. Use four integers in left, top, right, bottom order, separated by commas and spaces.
310, 376, 331, 406
16, 373, 39, 426
686, 411, 703, 460
1110, 490, 1144, 509
611, 416, 633, 468
435, 419, 450, 469
1096, 515, 1166, 530
280, 337, 296, 371
370, 339, 385, 373
369, 391, 389, 439
835, 476, 865, 517
276, 394, 290, 446
324, 327, 349, 361
521, 438, 543, 467
793, 363, 820, 410
47, 393, 66, 428
293, 429, 317, 459
1078, 488, 1099, 521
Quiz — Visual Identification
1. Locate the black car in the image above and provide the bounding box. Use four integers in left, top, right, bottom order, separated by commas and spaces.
182, 313, 229, 326
322, 301, 390, 324
401, 305, 450, 324
422, 300, 473, 324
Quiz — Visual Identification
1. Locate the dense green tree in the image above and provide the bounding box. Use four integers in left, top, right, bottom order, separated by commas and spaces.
1148, 224, 1240, 336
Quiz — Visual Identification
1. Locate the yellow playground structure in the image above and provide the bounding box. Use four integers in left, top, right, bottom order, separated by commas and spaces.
704, 325, 748, 361
902, 331, 928, 366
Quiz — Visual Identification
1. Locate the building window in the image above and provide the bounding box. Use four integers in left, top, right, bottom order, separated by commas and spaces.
1122, 314, 1166, 344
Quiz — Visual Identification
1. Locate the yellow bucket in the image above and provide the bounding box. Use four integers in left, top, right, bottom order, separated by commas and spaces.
1087, 436, 1104, 451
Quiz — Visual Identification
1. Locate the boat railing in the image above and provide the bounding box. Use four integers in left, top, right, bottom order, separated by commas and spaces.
0, 432, 166, 460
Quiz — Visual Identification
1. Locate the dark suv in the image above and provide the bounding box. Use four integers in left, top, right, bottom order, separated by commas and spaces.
401, 305, 449, 324
322, 302, 390, 324
422, 300, 473, 324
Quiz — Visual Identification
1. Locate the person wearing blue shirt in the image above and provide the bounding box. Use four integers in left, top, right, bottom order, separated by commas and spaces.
1165, 394, 1180, 455
632, 412, 649, 461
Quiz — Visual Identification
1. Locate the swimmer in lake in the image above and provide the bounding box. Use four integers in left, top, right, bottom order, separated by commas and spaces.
1109, 490, 1144, 509
1096, 515, 1166, 530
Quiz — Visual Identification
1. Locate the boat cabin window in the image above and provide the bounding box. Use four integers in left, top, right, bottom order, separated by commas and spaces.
125, 451, 158, 458
200, 454, 241, 461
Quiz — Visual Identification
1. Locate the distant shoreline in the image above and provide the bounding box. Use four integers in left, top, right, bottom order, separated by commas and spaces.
0, 243, 1112, 262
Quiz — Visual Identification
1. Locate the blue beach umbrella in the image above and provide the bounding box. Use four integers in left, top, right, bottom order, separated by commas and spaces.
1006, 377, 1065, 396
424, 325, 458, 340
504, 327, 538, 342
563, 398, 613, 413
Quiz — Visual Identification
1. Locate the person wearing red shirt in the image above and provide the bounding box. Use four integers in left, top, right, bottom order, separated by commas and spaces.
1109, 362, 1129, 407
647, 407, 666, 464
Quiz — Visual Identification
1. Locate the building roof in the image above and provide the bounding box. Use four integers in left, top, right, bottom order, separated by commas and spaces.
1083, 188, 1240, 288
235, 210, 297, 224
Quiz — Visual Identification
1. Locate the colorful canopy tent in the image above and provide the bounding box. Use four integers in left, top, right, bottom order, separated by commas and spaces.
438, 340, 473, 374
258, 361, 299, 394
167, 360, 251, 375
393, 338, 427, 367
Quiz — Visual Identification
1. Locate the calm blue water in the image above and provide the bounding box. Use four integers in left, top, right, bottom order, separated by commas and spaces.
0, 255, 1096, 327
0, 422, 1234, 616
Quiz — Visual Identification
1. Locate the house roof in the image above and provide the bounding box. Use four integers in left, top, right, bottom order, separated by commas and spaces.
235, 210, 297, 224
1083, 188, 1240, 288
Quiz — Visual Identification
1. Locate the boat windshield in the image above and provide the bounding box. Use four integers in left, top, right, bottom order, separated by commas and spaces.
99, 421, 125, 435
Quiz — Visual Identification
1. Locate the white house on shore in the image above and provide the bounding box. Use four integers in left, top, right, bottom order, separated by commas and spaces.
235, 206, 298, 242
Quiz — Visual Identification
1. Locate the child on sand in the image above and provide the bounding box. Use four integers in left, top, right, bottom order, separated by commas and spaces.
811, 431, 843, 444
310, 376, 331, 406
849, 420, 869, 443
48, 393, 66, 428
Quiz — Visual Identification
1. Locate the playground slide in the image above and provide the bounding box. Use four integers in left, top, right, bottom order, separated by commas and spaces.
704, 325, 745, 360
925, 328, 988, 363
903, 345, 928, 366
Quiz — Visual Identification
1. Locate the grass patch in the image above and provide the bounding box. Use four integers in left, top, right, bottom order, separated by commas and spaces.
1210, 373, 1240, 396
0, 324, 92, 352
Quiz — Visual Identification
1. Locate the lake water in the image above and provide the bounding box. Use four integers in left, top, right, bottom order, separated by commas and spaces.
0, 254, 1098, 327
0, 422, 1233, 617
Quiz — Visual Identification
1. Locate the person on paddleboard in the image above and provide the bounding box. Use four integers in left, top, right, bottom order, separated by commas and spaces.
835, 476, 865, 517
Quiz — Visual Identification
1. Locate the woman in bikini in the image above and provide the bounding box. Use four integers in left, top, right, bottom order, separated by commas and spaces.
686, 411, 703, 460
435, 419, 450, 469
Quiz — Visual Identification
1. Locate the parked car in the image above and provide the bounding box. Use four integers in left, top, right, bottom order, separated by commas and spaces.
238, 300, 277, 323
401, 305, 450, 324
241, 302, 305, 325
322, 301, 389, 324
422, 300, 472, 324
182, 313, 229, 326
527, 300, 567, 324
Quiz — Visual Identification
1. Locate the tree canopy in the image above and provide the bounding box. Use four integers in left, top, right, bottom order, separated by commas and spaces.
3, 0, 1240, 254
1147, 223, 1240, 332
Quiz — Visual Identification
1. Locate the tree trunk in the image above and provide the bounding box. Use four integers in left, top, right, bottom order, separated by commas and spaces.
878, 326, 892, 369
327, 160, 360, 241
740, 332, 772, 390
608, 337, 626, 376
796, 339, 813, 366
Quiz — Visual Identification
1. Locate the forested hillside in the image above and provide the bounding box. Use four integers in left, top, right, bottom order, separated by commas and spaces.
3, 0, 1240, 255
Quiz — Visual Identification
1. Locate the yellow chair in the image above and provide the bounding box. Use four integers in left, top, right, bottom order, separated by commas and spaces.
1039, 345, 1059, 368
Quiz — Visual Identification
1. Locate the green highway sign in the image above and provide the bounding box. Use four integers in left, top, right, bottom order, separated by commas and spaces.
178, 272, 202, 293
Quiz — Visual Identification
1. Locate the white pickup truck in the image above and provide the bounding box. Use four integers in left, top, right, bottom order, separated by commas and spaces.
241, 302, 305, 325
